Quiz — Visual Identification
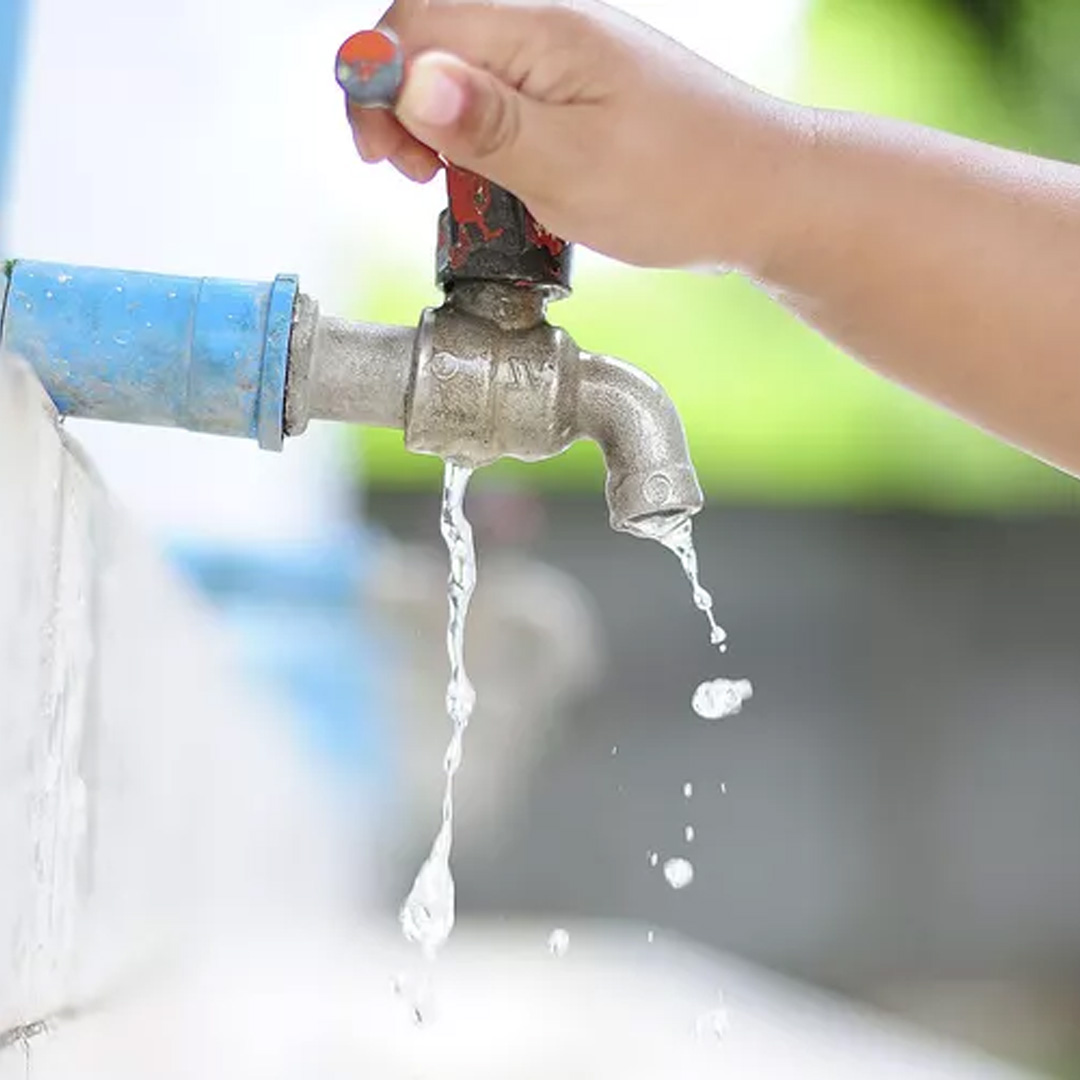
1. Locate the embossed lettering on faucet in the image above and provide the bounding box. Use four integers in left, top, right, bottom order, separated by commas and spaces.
502, 357, 553, 390
431, 352, 461, 382
644, 473, 674, 507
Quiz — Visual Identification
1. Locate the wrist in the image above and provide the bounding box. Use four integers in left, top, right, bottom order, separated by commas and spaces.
701, 97, 823, 283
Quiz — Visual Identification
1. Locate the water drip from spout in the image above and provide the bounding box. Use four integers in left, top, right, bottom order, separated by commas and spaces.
635, 514, 753, 721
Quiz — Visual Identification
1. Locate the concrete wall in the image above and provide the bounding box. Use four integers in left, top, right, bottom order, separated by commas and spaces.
0, 352, 351, 1040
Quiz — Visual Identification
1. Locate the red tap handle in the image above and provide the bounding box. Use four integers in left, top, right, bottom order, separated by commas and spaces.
437, 166, 572, 293
337, 31, 573, 293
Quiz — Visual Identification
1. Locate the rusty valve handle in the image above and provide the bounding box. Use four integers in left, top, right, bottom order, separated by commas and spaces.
336, 30, 573, 295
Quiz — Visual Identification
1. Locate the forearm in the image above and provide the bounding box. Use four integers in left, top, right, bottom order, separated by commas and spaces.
758, 108, 1080, 475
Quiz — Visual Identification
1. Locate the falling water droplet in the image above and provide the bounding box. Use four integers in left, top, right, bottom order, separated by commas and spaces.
685, 825, 696, 844
611, 745, 619, 757
392, 971, 434, 1028
683, 782, 694, 800
693, 679, 753, 720
663, 858, 695, 890
646, 930, 656, 945
648, 851, 659, 868
547, 928, 571, 958
648, 518, 729, 651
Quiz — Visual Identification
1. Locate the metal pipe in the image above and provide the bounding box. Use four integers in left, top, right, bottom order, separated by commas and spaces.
576, 351, 704, 536
305, 316, 414, 429
2, 264, 703, 538
283, 296, 414, 437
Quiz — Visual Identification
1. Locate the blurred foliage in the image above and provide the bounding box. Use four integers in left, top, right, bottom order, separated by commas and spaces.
351, 0, 1080, 511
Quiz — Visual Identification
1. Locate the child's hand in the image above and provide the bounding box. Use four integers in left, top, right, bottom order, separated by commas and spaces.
348, 0, 806, 272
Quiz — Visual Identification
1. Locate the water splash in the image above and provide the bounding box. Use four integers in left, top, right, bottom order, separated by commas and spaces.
392, 971, 435, 1027
695, 993, 730, 1043
400, 463, 477, 958
692, 678, 753, 720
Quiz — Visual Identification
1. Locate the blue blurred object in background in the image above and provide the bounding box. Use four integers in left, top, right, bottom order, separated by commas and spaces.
171, 532, 395, 800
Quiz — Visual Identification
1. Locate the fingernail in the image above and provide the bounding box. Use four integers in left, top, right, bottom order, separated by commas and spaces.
398, 54, 466, 129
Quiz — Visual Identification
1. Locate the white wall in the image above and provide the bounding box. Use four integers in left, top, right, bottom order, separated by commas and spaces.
0, 352, 353, 1037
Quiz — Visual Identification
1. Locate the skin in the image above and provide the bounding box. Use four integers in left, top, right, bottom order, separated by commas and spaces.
349, 0, 1080, 479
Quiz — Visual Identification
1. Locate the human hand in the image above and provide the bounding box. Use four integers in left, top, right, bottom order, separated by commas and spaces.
346, 0, 808, 272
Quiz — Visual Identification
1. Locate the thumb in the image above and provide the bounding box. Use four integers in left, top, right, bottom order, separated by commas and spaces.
396, 51, 550, 194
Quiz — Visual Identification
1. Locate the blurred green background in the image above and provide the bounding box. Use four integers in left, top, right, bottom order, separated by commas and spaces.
352, 0, 1080, 513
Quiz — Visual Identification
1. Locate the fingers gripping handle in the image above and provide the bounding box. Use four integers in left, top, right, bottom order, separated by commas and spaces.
337, 29, 573, 295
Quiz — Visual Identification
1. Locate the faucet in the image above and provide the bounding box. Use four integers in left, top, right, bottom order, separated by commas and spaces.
0, 31, 702, 538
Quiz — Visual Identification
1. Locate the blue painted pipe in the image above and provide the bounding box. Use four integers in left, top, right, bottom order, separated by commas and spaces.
1, 260, 298, 450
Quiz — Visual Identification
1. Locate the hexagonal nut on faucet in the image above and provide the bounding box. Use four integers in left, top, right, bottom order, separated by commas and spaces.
405, 298, 581, 468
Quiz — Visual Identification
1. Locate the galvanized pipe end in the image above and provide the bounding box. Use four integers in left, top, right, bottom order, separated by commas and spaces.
285, 298, 415, 437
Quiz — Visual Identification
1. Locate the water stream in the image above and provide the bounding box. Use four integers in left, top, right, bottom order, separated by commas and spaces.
399, 462, 477, 959
399, 497, 748, 973
650, 517, 728, 650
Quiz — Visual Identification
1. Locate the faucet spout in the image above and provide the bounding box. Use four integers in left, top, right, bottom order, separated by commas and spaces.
577, 351, 704, 536
400, 280, 703, 536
